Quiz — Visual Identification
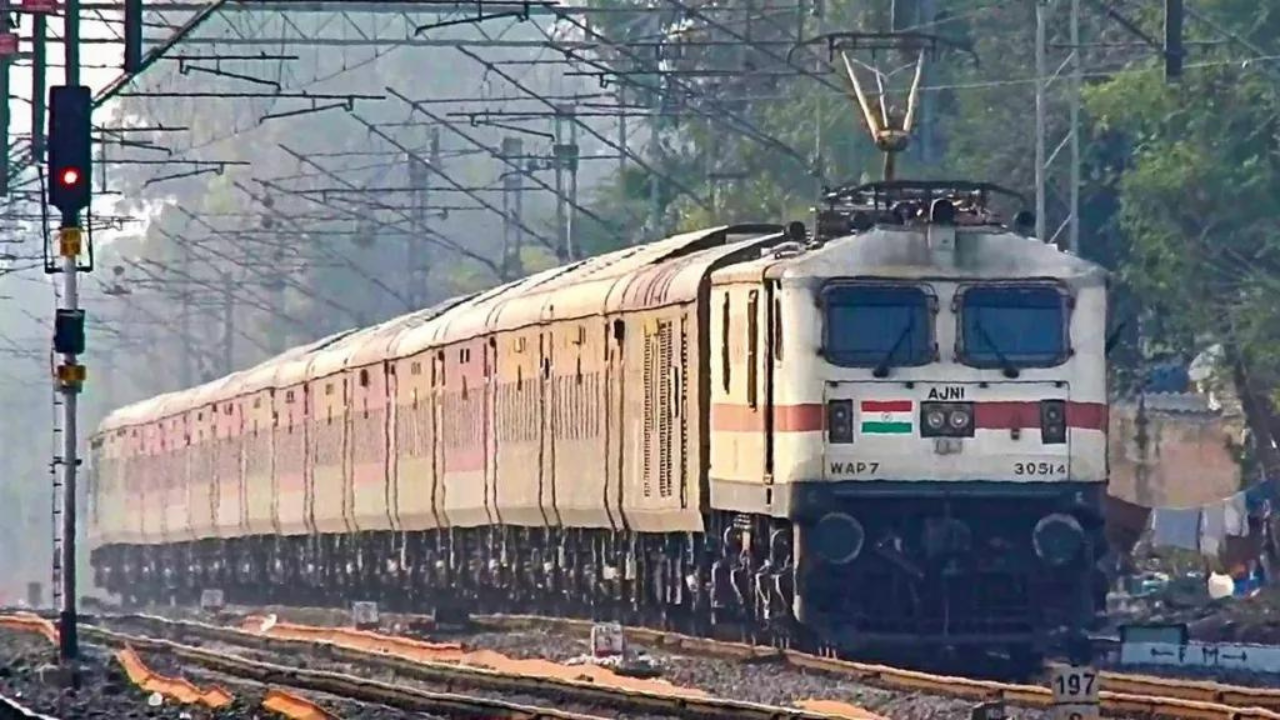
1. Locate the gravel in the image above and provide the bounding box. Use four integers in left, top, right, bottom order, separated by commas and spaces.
454, 626, 1052, 720
0, 628, 257, 719
119, 604, 1057, 719
0, 626, 450, 719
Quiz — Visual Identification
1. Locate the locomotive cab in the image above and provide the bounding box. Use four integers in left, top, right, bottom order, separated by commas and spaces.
708, 182, 1109, 662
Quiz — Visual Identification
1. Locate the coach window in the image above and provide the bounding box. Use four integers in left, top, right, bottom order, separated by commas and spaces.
957, 284, 1069, 370
822, 283, 934, 373
747, 290, 759, 408
721, 293, 731, 393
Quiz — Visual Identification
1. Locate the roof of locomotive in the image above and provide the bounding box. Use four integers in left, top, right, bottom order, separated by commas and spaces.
712, 223, 1108, 287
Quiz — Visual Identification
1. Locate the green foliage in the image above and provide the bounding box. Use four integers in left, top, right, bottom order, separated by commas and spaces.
1081, 7, 1280, 386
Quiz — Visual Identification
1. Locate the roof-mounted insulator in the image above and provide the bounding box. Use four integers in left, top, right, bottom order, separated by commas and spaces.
930, 199, 956, 225
1013, 210, 1036, 238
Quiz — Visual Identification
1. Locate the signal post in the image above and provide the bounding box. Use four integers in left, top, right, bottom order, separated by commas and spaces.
47, 84, 92, 665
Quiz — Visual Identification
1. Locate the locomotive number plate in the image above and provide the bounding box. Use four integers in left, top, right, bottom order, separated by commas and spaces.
1013, 462, 1067, 476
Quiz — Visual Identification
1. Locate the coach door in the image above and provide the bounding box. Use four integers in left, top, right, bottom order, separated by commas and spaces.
760, 284, 778, 483
539, 329, 557, 524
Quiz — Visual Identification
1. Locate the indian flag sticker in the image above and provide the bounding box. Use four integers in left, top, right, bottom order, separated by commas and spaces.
860, 400, 915, 435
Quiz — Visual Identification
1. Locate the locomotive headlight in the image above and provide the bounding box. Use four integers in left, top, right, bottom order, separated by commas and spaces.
1033, 512, 1084, 567
921, 402, 975, 438
812, 512, 865, 565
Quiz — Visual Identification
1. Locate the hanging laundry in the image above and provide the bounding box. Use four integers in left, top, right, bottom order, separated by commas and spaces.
1247, 479, 1277, 517
1151, 507, 1201, 551
1201, 503, 1228, 557
1225, 492, 1249, 537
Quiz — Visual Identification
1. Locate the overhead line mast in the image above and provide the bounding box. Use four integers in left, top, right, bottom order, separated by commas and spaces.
46, 0, 90, 664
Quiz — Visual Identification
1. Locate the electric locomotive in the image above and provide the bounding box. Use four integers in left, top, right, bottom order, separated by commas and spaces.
85, 31, 1110, 670
713, 181, 1110, 664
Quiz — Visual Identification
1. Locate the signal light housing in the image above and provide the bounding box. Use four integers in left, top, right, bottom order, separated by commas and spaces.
1040, 400, 1068, 444
827, 399, 854, 444
47, 85, 93, 216
53, 309, 85, 355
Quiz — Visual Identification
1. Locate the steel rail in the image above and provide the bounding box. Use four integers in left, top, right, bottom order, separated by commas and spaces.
479, 613, 1280, 718
0, 693, 61, 720
82, 625, 628, 720
99, 610, 1280, 720
15, 607, 1280, 720
85, 615, 857, 720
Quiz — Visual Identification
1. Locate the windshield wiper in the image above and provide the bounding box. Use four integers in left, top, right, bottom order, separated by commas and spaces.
973, 318, 1020, 378
873, 317, 915, 378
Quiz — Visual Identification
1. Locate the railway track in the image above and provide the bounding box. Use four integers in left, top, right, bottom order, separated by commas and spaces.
13, 603, 1280, 719
0, 692, 60, 720
92, 628, 633, 720
3, 612, 880, 720
86, 616, 874, 719
88, 606, 1280, 720
473, 613, 1280, 715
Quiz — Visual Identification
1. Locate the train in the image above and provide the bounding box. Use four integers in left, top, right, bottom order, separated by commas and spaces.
86, 177, 1112, 668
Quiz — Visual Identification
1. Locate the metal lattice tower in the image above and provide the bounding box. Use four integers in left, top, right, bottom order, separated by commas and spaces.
1034, 0, 1082, 254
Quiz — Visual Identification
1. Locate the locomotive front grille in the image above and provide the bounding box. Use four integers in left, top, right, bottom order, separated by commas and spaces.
798, 485, 1103, 646
810, 567, 1036, 637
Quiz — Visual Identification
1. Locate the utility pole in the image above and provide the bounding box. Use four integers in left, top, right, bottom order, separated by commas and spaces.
179, 246, 193, 387
1034, 0, 1082, 254
406, 128, 436, 309
267, 246, 286, 354
0, 0, 10, 196
810, 0, 827, 234
648, 124, 664, 240
32, 11, 46, 163
1034, 0, 1047, 244
616, 86, 627, 178
500, 136, 524, 278
101, 344, 115, 415
917, 0, 937, 164
221, 272, 234, 375
552, 106, 569, 261
564, 112, 579, 262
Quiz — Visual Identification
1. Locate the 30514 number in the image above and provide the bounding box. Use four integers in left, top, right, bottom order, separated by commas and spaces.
1013, 462, 1067, 476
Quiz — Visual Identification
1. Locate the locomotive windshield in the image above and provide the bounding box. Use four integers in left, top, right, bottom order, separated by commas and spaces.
823, 284, 932, 368
959, 285, 1067, 368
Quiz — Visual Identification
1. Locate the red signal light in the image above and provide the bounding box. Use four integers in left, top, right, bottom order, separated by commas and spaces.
59, 168, 81, 187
